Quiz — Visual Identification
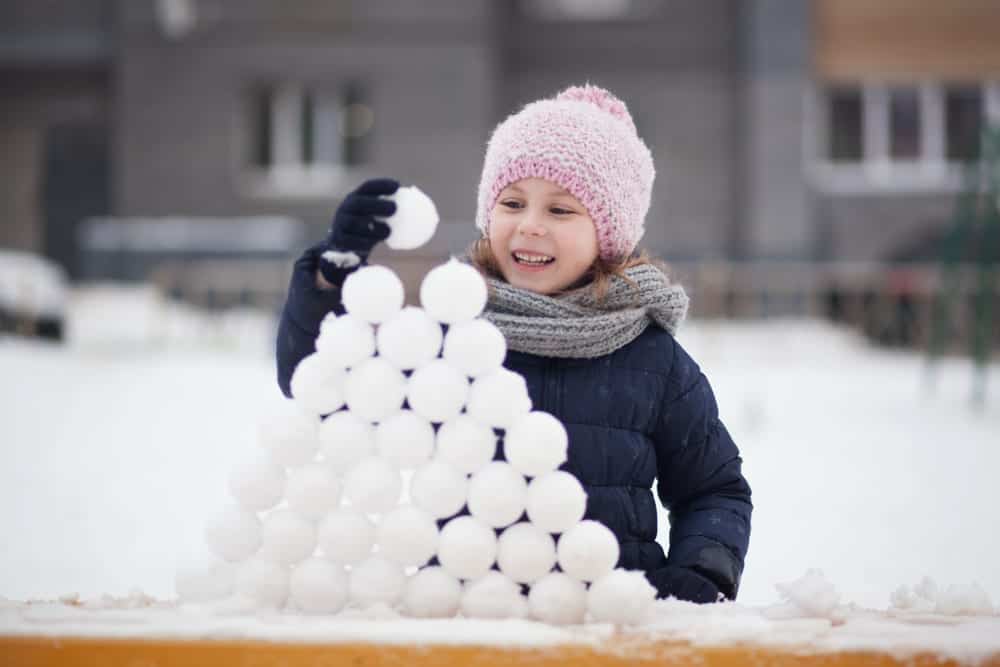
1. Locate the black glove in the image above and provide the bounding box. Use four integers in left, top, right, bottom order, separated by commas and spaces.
317, 178, 399, 286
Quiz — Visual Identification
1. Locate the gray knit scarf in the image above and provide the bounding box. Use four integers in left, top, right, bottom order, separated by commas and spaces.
480, 264, 690, 358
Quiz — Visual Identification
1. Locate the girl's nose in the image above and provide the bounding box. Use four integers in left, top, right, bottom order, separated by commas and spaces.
516, 212, 547, 237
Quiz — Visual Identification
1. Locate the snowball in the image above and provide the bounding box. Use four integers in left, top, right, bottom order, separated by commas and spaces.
288, 558, 349, 614
228, 458, 286, 512
496, 522, 557, 584
437, 516, 498, 581
258, 402, 319, 467
285, 463, 342, 521
349, 555, 406, 607
528, 572, 587, 625
344, 357, 407, 422
467, 461, 527, 528
403, 566, 462, 618
318, 410, 375, 473
314, 313, 375, 367
258, 509, 317, 566
587, 569, 656, 625
420, 259, 488, 325
375, 410, 435, 469
406, 359, 469, 423
935, 582, 995, 616
442, 319, 507, 377
557, 520, 619, 582
376, 505, 439, 567
342, 456, 402, 514
466, 368, 532, 428
205, 505, 261, 563
290, 352, 347, 416
504, 411, 568, 477
376, 306, 442, 370
234, 558, 289, 608
526, 471, 587, 534
175, 561, 235, 603
410, 460, 467, 519
435, 416, 497, 474
383, 185, 440, 250
317, 507, 374, 565
342, 265, 405, 324
461, 572, 528, 619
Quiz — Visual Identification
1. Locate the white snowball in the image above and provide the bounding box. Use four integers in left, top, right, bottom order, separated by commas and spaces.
587, 569, 657, 625
288, 558, 349, 614
402, 566, 462, 618
437, 516, 497, 581
317, 507, 374, 565
410, 460, 467, 519
314, 313, 375, 367
344, 357, 407, 422
349, 555, 406, 607
442, 319, 507, 377
205, 505, 261, 563
496, 522, 557, 584
504, 411, 568, 477
258, 509, 317, 566
406, 359, 469, 423
461, 572, 528, 619
376, 306, 442, 370
528, 572, 587, 625
420, 259, 488, 325
285, 463, 342, 521
557, 520, 620, 583
467, 461, 527, 528
376, 505, 439, 567
228, 458, 286, 512
258, 402, 319, 467
383, 185, 440, 250
343, 456, 402, 514
435, 416, 497, 474
466, 368, 532, 428
342, 265, 405, 324
234, 557, 289, 608
290, 352, 348, 416
526, 471, 587, 534
318, 410, 375, 473
175, 561, 235, 603
375, 410, 435, 469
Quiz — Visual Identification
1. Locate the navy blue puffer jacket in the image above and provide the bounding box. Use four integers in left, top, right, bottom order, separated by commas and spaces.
276, 245, 752, 603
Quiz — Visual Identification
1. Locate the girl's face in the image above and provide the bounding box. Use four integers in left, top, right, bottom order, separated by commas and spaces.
488, 178, 599, 295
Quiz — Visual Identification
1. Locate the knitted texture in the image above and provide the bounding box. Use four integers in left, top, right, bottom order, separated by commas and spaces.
481, 264, 688, 358
476, 84, 655, 260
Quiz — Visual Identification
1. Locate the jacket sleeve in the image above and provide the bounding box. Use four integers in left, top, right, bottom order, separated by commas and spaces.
648, 335, 752, 603
275, 242, 347, 397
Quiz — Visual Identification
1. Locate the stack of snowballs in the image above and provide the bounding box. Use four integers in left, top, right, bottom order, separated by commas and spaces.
177, 193, 655, 625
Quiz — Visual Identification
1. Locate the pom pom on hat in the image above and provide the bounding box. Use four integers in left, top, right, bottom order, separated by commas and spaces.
556, 84, 637, 133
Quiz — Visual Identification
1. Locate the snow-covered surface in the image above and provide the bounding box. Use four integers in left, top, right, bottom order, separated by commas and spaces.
0, 250, 67, 317
2, 285, 999, 658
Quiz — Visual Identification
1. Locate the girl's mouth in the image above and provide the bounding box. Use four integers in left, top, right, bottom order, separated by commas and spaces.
512, 251, 555, 271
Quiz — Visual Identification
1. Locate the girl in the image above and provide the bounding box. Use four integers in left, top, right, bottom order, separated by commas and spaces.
276, 84, 751, 604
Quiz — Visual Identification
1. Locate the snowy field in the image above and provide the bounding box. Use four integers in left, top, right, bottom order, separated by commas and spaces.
1, 284, 998, 618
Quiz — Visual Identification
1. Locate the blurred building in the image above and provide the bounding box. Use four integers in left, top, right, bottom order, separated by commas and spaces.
1, 0, 998, 290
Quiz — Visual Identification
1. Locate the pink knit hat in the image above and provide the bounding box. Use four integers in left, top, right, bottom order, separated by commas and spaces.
475, 84, 655, 260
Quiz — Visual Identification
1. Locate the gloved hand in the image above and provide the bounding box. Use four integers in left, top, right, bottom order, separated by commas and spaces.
317, 178, 399, 287
647, 565, 725, 604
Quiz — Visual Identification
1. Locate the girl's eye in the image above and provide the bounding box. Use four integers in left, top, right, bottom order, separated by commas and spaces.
551, 207, 573, 215
501, 200, 523, 209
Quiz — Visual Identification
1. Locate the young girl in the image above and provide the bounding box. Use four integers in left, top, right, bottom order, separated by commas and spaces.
276, 84, 751, 604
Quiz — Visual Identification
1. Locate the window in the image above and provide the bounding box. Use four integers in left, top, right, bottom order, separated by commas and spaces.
944, 86, 983, 161
888, 87, 920, 160
828, 88, 863, 161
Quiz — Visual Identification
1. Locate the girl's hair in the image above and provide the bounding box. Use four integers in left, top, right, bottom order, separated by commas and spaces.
467, 237, 670, 303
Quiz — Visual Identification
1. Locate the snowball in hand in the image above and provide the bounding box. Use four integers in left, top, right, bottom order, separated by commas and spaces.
376, 505, 439, 567
442, 319, 506, 377
526, 471, 587, 534
403, 567, 462, 618
342, 265, 404, 324
317, 507, 374, 565
345, 357, 407, 422
315, 313, 375, 367
466, 368, 532, 428
289, 558, 349, 614
587, 569, 657, 625
382, 185, 439, 250
528, 572, 587, 625
349, 555, 406, 607
437, 516, 497, 580
435, 416, 496, 474
496, 522, 557, 584
318, 410, 374, 473
410, 460, 467, 519
290, 352, 347, 416
342, 456, 402, 514
461, 572, 528, 619
420, 259, 487, 325
205, 505, 261, 563
467, 461, 528, 528
557, 520, 620, 582
504, 411, 568, 477
376, 306, 442, 370
285, 463, 342, 521
258, 509, 317, 566
228, 459, 285, 512
406, 359, 469, 423
234, 557, 289, 608
258, 401, 319, 467
375, 410, 435, 469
